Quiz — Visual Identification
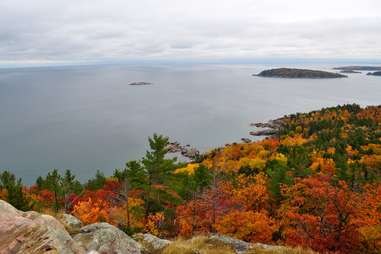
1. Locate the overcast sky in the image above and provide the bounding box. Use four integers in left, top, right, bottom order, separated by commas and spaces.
1, 0, 381, 65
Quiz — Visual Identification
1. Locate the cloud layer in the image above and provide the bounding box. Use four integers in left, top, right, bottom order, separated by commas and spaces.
1, 0, 381, 64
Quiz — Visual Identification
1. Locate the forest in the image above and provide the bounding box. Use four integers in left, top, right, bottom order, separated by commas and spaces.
1, 104, 381, 254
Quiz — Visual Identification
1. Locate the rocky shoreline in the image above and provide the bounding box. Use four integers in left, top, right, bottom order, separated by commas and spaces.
167, 141, 201, 160
249, 118, 284, 137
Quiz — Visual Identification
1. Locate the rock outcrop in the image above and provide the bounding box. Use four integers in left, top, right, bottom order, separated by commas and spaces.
0, 200, 142, 254
73, 223, 141, 254
57, 213, 83, 235
249, 129, 278, 136
209, 234, 251, 253
255, 68, 346, 78
249, 118, 284, 137
241, 138, 252, 143
133, 233, 171, 254
167, 141, 201, 160
0, 200, 84, 254
0, 200, 310, 254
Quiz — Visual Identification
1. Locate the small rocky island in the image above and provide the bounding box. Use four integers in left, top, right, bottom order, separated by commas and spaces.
367, 71, 381, 76
128, 82, 152, 86
255, 68, 347, 79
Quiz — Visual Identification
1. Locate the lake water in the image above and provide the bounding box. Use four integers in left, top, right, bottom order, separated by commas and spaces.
1, 63, 380, 184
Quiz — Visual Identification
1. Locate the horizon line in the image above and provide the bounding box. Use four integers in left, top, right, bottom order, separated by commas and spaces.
1, 57, 381, 69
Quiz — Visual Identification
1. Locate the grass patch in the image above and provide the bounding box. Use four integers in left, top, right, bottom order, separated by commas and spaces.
247, 245, 318, 254
162, 236, 236, 254
162, 236, 318, 254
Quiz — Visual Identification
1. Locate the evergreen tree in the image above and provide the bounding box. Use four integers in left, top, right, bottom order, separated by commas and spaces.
0, 170, 29, 211
62, 169, 82, 194
61, 170, 82, 211
266, 160, 293, 205
86, 170, 106, 190
43, 169, 62, 212
114, 160, 147, 190
142, 134, 178, 215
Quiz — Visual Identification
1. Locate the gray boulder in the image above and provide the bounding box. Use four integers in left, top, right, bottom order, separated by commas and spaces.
0, 199, 85, 254
209, 234, 251, 254
73, 223, 141, 254
58, 213, 83, 235
133, 233, 171, 253
209, 235, 289, 253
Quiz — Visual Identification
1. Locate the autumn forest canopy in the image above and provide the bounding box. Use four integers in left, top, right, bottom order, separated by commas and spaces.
1, 104, 381, 253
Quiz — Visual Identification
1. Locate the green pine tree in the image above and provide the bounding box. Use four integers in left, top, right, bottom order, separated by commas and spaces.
0, 170, 29, 211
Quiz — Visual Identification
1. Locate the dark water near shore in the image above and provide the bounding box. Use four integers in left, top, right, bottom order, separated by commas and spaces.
0, 63, 380, 184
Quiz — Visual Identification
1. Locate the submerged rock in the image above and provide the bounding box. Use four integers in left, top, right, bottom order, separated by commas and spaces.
73, 223, 141, 254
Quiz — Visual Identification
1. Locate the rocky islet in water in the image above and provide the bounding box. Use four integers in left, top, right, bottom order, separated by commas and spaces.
128, 82, 152, 86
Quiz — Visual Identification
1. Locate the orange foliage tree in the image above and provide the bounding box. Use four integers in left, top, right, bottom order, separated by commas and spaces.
73, 197, 110, 224
215, 210, 277, 243
279, 175, 363, 253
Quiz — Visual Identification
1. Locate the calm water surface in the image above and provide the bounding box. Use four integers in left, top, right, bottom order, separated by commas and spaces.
0, 64, 380, 183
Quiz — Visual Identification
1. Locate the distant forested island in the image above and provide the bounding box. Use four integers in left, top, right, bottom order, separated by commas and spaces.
333, 66, 381, 76
334, 66, 381, 71
367, 71, 381, 76
255, 68, 346, 78
339, 70, 361, 74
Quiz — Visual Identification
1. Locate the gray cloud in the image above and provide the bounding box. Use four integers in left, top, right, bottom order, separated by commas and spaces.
0, 0, 381, 65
